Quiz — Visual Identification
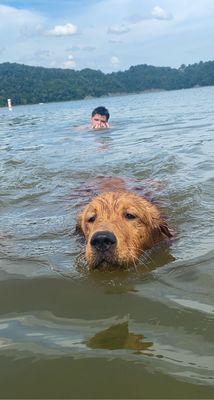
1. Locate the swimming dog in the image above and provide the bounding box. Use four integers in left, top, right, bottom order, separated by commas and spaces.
77, 191, 172, 270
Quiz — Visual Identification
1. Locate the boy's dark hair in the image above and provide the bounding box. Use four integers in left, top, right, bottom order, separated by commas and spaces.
91, 106, 110, 121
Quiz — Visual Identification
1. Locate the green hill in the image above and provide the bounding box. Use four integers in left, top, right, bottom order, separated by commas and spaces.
0, 60, 214, 107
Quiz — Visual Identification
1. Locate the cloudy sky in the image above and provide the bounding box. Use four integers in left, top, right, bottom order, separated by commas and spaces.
0, 0, 214, 72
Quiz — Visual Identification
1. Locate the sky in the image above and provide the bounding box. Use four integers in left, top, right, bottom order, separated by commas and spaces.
0, 0, 214, 72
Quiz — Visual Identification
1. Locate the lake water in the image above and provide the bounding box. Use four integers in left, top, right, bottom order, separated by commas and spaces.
0, 87, 214, 399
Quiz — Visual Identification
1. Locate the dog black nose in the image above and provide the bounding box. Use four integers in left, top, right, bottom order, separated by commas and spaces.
90, 231, 117, 252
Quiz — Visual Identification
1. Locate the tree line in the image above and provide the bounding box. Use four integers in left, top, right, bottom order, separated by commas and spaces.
0, 60, 214, 107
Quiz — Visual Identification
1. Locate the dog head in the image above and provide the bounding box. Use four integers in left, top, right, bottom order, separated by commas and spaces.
77, 191, 172, 270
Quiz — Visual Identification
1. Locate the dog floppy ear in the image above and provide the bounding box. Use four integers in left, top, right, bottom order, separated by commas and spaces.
148, 208, 174, 241
159, 221, 174, 238
137, 196, 174, 240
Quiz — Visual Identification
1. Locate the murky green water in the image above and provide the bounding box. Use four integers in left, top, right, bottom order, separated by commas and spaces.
0, 87, 214, 398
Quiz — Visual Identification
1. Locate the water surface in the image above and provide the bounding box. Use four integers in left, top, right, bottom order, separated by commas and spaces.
0, 87, 214, 398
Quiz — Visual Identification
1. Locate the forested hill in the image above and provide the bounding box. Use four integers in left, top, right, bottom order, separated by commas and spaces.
0, 60, 214, 107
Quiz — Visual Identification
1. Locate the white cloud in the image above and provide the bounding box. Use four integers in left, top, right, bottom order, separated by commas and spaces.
110, 55, 120, 66
151, 6, 172, 20
45, 23, 77, 36
1, 0, 214, 72
62, 60, 76, 68
108, 24, 130, 34
0, 4, 44, 32
62, 54, 76, 68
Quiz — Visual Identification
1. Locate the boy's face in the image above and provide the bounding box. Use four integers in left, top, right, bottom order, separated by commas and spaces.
91, 113, 109, 129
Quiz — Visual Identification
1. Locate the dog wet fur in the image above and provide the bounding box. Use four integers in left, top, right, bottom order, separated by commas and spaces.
77, 191, 172, 271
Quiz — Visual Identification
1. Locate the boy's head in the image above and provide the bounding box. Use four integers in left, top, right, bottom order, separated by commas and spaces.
91, 106, 110, 129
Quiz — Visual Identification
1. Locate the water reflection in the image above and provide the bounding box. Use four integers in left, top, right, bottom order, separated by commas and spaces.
93, 129, 114, 152
86, 321, 153, 352
0, 311, 213, 387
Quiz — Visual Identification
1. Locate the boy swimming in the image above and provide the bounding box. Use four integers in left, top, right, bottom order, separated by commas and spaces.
91, 106, 110, 129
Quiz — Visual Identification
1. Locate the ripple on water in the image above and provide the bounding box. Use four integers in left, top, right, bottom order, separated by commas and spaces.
0, 88, 214, 396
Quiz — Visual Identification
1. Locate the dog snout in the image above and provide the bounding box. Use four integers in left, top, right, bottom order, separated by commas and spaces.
90, 231, 117, 252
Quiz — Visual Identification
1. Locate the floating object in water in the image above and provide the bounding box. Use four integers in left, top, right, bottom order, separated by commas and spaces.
7, 98, 12, 111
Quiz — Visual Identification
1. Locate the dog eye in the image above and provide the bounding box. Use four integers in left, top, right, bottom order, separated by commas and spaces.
124, 212, 136, 220
87, 215, 96, 223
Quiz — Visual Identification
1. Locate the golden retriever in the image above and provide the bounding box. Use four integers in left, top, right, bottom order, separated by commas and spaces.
77, 191, 172, 270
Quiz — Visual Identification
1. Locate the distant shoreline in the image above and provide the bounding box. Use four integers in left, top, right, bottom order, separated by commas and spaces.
1, 60, 214, 107
1, 84, 213, 109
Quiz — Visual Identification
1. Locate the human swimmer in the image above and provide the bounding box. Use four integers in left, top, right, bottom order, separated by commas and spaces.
90, 106, 110, 129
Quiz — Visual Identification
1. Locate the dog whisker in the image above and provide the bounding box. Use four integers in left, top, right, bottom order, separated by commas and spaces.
141, 249, 157, 269
126, 244, 149, 270
131, 253, 148, 271
131, 257, 138, 272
